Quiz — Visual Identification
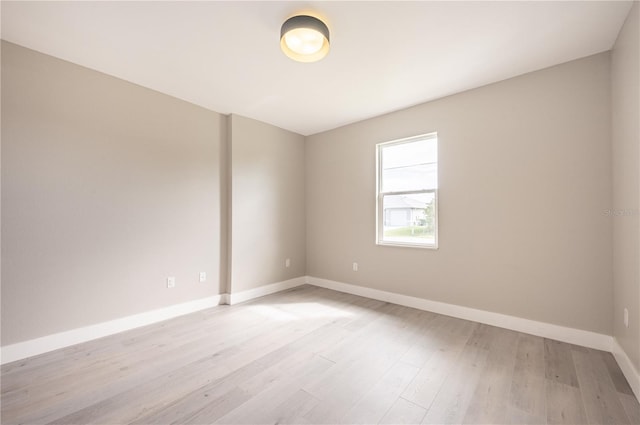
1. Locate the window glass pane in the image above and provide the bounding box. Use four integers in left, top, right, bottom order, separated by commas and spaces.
382, 138, 437, 168
382, 192, 435, 245
381, 138, 437, 192
382, 162, 437, 192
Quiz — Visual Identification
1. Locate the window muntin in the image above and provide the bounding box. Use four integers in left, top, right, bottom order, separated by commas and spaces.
377, 134, 438, 248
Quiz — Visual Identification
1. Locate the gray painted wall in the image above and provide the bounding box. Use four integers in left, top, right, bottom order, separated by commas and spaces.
612, 3, 640, 371
1, 43, 310, 347
306, 53, 613, 335
1, 42, 225, 345
229, 114, 306, 292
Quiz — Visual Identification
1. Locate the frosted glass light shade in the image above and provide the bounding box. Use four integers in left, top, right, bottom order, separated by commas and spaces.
280, 15, 330, 63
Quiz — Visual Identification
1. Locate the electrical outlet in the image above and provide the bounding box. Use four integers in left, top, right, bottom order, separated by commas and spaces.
199, 272, 206, 283
624, 308, 629, 328
285, 258, 291, 268
353, 262, 358, 272
167, 276, 176, 289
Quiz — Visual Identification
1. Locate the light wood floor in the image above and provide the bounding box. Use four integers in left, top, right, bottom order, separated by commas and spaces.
2, 285, 638, 425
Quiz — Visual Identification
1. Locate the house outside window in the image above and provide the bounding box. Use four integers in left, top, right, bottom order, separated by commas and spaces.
376, 133, 438, 248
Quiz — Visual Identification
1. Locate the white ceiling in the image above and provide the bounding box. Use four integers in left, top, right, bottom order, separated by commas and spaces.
1, 1, 633, 135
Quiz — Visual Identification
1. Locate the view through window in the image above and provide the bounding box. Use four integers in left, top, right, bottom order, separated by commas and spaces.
377, 133, 438, 248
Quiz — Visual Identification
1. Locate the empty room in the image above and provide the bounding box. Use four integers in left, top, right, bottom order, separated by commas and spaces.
1, 1, 639, 424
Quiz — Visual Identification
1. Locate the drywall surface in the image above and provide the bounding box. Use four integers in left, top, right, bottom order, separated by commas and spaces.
306, 52, 613, 335
229, 114, 305, 293
1, 42, 224, 345
612, 3, 640, 371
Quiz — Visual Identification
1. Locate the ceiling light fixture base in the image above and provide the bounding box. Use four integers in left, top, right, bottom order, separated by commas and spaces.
280, 15, 330, 63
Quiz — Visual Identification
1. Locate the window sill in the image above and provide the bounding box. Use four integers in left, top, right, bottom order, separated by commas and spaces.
376, 241, 438, 250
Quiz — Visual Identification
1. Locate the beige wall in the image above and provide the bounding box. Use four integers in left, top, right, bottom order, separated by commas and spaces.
612, 3, 640, 371
229, 114, 306, 292
306, 53, 613, 335
1, 42, 225, 345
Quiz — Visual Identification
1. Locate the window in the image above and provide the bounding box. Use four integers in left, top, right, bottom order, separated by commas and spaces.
376, 133, 438, 248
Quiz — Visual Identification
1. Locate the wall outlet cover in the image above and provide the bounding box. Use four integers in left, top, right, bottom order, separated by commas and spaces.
624, 308, 629, 328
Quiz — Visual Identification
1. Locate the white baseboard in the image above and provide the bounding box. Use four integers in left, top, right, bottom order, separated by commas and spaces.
227, 276, 307, 305
1, 273, 623, 391
307, 276, 613, 352
613, 338, 640, 402
0, 276, 309, 365
0, 295, 223, 365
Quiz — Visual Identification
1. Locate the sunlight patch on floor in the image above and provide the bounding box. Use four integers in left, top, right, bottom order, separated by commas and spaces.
246, 302, 355, 321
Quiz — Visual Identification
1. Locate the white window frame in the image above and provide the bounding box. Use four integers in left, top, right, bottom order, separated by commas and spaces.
376, 133, 438, 249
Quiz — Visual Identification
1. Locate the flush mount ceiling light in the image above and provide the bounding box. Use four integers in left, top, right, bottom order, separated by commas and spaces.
280, 15, 330, 63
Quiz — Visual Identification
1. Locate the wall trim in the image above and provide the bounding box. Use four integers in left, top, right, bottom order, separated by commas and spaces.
306, 276, 613, 352
227, 276, 307, 305
613, 338, 640, 402
0, 276, 309, 365
2, 273, 625, 393
1, 295, 223, 365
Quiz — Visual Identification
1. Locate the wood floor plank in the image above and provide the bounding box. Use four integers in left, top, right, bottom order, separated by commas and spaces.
1, 287, 320, 422
509, 333, 546, 419
619, 392, 640, 425
401, 317, 477, 410
544, 339, 579, 387
339, 361, 420, 424
572, 349, 631, 424
3, 328, 259, 423
1, 286, 636, 425
319, 303, 415, 363
462, 327, 519, 424
599, 351, 635, 396
399, 313, 448, 368
301, 306, 428, 423
2, 286, 318, 382
207, 355, 332, 424
5, 299, 321, 423
420, 345, 489, 424
48, 296, 337, 424
0, 305, 229, 378
545, 380, 587, 425
506, 405, 547, 425
379, 397, 427, 424
1, 306, 239, 394
267, 389, 320, 425
304, 375, 372, 425
130, 335, 330, 425
465, 323, 495, 350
